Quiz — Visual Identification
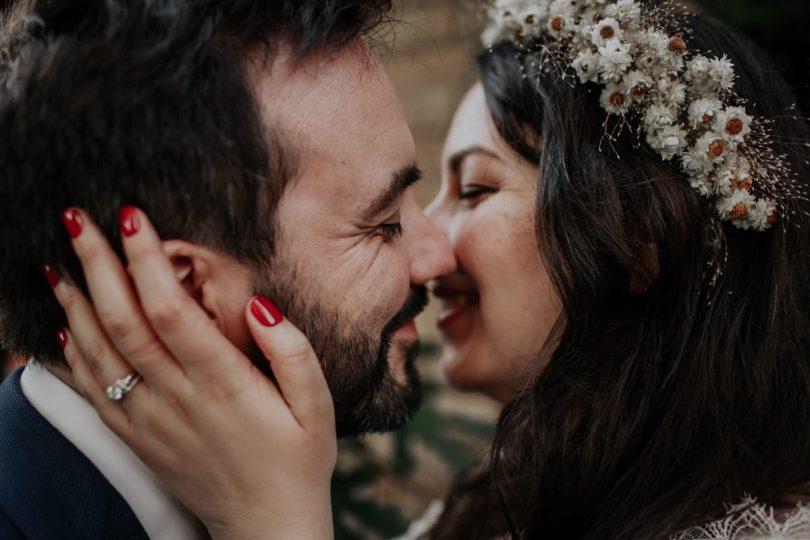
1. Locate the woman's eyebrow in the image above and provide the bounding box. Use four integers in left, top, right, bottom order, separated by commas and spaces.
448, 146, 500, 176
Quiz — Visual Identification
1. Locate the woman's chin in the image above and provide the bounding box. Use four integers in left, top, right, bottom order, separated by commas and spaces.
440, 347, 491, 395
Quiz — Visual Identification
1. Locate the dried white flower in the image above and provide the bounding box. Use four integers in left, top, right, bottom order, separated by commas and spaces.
643, 103, 679, 130
605, 0, 642, 28
624, 70, 653, 102
601, 83, 631, 114
713, 156, 752, 196
716, 189, 755, 224
715, 106, 752, 143
709, 55, 736, 91
688, 97, 724, 128
597, 38, 632, 81
590, 17, 624, 46
572, 50, 602, 83
549, 0, 578, 17
695, 132, 731, 164
647, 124, 688, 160
745, 199, 777, 230
690, 175, 713, 197
658, 77, 688, 106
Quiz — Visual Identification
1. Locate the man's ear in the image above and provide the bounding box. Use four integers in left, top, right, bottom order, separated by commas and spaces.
159, 240, 254, 346
162, 240, 206, 306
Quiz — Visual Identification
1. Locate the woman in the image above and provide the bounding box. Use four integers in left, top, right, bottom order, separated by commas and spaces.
54, 1, 810, 538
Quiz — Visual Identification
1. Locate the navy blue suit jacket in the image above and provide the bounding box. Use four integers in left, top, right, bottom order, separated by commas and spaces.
0, 368, 149, 539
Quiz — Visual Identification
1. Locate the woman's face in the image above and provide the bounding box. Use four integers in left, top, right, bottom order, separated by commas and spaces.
426, 83, 561, 403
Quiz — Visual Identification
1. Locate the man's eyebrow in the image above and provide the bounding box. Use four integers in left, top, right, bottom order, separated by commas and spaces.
448, 146, 500, 177
362, 165, 424, 220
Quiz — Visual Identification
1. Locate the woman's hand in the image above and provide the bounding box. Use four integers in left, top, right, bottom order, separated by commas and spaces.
50, 207, 336, 540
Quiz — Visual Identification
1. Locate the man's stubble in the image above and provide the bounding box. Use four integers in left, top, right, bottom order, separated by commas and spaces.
249, 259, 428, 437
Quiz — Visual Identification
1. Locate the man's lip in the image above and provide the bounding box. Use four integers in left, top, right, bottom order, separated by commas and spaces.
394, 319, 418, 340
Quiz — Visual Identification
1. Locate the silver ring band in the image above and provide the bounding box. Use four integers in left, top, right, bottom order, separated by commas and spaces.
106, 371, 141, 402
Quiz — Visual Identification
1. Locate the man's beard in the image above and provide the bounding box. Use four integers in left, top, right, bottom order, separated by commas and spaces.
250, 267, 428, 437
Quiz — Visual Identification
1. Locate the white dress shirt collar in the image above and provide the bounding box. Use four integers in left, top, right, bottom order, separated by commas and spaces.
20, 362, 208, 540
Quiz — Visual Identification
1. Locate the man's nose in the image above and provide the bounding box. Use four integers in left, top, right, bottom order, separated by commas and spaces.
408, 207, 456, 285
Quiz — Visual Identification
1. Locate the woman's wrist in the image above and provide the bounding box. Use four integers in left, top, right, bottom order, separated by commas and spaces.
208, 496, 334, 540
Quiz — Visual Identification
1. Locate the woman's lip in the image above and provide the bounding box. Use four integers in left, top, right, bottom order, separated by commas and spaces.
436, 295, 478, 332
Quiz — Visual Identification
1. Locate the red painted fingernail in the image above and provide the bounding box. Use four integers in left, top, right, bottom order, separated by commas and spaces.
250, 296, 284, 328
57, 328, 69, 349
60, 209, 84, 239
42, 265, 60, 288
120, 206, 140, 237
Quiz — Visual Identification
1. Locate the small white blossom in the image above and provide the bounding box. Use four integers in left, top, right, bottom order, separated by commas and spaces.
714, 106, 753, 143
637, 28, 671, 56
682, 150, 717, 177
549, 0, 578, 17
546, 14, 571, 36
689, 174, 713, 197
600, 83, 631, 114
657, 77, 688, 106
685, 55, 711, 83
631, 29, 673, 77
695, 132, 731, 164
605, 0, 642, 28
597, 38, 632, 81
745, 199, 776, 230
571, 50, 602, 83
590, 17, 623, 46
716, 189, 755, 224
643, 103, 679, 130
647, 124, 688, 160
624, 70, 653, 102
515, 5, 550, 38
709, 55, 736, 90
711, 156, 751, 195
687, 97, 724, 128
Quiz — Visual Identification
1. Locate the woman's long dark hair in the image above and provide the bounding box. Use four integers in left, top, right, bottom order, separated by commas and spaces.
431, 12, 810, 540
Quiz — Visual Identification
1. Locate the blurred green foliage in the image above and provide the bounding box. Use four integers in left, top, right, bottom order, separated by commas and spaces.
331, 379, 495, 540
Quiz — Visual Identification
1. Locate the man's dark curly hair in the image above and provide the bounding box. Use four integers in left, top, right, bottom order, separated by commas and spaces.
0, 0, 393, 367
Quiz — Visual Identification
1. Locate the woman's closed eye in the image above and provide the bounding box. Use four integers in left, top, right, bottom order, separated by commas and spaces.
460, 183, 497, 206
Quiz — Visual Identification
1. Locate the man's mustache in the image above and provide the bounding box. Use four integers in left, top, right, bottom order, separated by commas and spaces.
385, 285, 429, 334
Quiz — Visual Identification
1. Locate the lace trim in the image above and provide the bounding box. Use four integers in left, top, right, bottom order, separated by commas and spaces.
671, 498, 810, 540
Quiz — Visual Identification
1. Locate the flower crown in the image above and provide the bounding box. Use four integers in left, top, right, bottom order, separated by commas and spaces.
483, 0, 794, 231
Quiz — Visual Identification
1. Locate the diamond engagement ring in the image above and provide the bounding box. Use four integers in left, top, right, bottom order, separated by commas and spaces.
106, 372, 142, 402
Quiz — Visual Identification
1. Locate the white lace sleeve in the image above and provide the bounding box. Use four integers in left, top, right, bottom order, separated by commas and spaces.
671, 498, 810, 540
391, 500, 445, 540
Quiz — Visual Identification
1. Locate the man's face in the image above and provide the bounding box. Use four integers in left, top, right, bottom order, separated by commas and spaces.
248, 41, 455, 437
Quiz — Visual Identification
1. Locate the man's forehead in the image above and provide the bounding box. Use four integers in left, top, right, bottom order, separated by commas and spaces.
252, 39, 416, 212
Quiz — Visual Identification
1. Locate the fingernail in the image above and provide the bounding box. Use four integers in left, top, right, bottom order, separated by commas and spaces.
250, 296, 284, 328
42, 265, 60, 288
60, 209, 83, 239
57, 328, 69, 349
120, 206, 140, 238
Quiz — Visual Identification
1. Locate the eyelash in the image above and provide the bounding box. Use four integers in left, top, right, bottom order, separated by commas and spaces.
460, 185, 496, 201
378, 222, 403, 240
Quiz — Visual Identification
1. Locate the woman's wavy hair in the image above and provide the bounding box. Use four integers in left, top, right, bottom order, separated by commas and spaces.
431, 12, 810, 540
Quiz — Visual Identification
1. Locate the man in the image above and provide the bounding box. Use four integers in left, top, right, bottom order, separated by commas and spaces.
0, 0, 455, 538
